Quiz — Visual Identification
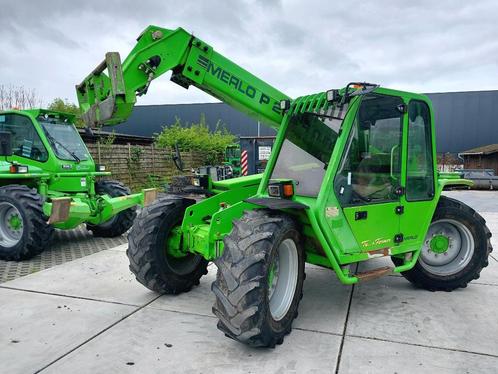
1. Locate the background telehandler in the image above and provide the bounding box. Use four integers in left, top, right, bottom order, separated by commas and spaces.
0, 109, 156, 261
77, 25, 492, 348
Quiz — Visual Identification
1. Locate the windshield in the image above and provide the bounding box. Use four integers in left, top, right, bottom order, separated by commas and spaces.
39, 119, 90, 161
225, 146, 240, 159
271, 103, 349, 196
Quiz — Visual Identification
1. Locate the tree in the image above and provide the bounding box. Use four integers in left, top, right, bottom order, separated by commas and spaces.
155, 115, 237, 165
47, 98, 84, 127
0, 85, 42, 110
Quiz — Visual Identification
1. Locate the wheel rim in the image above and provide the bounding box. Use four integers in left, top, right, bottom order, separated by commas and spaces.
268, 238, 299, 321
419, 219, 474, 276
0, 202, 24, 248
165, 222, 202, 276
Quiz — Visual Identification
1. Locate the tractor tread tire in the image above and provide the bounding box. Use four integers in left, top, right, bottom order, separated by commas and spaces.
127, 198, 208, 294
87, 180, 136, 238
394, 196, 492, 291
0, 185, 53, 261
212, 209, 305, 348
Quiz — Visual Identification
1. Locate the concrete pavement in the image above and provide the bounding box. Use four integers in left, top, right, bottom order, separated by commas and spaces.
0, 191, 497, 373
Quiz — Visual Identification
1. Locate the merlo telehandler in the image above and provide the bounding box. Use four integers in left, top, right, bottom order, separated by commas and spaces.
0, 109, 156, 261
77, 25, 492, 348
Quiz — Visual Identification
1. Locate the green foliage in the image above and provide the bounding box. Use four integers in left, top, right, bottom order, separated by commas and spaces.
47, 98, 84, 127
98, 131, 116, 149
155, 114, 236, 165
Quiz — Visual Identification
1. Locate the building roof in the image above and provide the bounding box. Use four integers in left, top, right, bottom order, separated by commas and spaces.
460, 144, 498, 155
78, 128, 154, 145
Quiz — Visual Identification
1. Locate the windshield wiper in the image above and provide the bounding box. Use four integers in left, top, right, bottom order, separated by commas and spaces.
42, 126, 81, 163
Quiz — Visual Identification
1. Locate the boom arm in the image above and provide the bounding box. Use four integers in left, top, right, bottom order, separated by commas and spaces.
76, 25, 290, 129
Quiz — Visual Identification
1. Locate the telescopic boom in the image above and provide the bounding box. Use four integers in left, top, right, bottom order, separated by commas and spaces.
76, 25, 290, 129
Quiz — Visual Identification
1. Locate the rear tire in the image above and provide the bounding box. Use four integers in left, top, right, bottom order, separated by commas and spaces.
212, 209, 305, 348
87, 180, 136, 237
0, 185, 53, 261
393, 196, 492, 291
127, 198, 208, 294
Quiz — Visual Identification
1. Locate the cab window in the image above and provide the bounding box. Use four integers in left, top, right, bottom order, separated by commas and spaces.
406, 100, 435, 200
0, 114, 48, 162
334, 94, 404, 206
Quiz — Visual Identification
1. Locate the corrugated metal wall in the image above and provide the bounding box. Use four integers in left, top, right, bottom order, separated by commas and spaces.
107, 102, 276, 138
109, 90, 498, 154
427, 90, 498, 153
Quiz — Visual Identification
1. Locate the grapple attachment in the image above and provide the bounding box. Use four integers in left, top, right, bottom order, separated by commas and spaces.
76, 52, 134, 127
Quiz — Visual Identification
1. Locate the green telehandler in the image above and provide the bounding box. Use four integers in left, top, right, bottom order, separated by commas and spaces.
77, 25, 492, 348
0, 109, 156, 261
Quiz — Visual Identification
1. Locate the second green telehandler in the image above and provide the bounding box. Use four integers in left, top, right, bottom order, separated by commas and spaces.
77, 25, 492, 348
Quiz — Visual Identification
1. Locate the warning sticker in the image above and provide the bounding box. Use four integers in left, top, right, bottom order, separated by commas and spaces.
258, 146, 272, 160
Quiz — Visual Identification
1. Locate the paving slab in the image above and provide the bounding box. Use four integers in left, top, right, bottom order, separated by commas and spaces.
0, 288, 136, 374
3, 250, 157, 306
481, 212, 498, 250
357, 253, 498, 286
149, 264, 352, 335
108, 244, 128, 252
347, 275, 498, 356
339, 335, 498, 374
44, 307, 341, 374
474, 254, 498, 286
0, 226, 127, 283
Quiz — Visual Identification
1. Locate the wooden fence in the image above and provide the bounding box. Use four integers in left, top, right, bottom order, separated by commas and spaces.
86, 142, 208, 191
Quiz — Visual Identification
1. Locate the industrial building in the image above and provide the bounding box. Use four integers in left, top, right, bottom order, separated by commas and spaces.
460, 144, 498, 174
107, 90, 498, 155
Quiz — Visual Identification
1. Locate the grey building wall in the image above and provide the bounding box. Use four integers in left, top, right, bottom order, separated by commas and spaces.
427, 90, 498, 154
108, 90, 498, 154
106, 102, 276, 138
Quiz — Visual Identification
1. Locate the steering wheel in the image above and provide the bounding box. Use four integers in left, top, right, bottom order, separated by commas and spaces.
31, 147, 43, 160
334, 174, 353, 205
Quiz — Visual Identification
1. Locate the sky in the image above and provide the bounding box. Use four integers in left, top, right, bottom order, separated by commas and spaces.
1, 0, 497, 107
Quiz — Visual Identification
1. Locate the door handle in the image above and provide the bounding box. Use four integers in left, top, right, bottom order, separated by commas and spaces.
355, 211, 368, 220
390, 144, 399, 179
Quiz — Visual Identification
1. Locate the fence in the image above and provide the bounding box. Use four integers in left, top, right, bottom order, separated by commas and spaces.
86, 142, 208, 191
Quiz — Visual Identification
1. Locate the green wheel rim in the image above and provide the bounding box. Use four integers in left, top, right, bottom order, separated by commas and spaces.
419, 219, 474, 276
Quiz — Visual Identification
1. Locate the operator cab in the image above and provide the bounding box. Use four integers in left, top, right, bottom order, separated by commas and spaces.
267, 83, 436, 253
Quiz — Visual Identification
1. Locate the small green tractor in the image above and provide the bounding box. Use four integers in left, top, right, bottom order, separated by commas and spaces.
78, 25, 492, 348
224, 144, 241, 177
0, 109, 156, 261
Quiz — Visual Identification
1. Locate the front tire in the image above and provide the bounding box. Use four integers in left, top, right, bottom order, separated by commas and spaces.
394, 196, 492, 291
212, 210, 305, 348
127, 198, 208, 294
0, 185, 53, 261
87, 180, 136, 237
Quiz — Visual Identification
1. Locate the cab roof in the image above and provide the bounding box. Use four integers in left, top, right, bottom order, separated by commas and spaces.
0, 108, 76, 122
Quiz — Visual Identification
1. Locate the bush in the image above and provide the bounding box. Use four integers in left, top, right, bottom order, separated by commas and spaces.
155, 114, 236, 165
47, 98, 84, 127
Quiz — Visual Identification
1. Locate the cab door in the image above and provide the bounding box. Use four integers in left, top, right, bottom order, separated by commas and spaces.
399, 100, 436, 248
334, 93, 406, 252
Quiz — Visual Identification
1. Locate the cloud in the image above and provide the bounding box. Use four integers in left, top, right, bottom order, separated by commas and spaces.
1, 0, 497, 108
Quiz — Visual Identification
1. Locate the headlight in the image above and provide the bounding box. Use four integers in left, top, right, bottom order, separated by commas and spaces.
9, 164, 28, 174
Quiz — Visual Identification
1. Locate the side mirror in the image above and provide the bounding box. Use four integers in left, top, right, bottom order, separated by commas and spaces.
172, 142, 184, 172
0, 131, 12, 156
